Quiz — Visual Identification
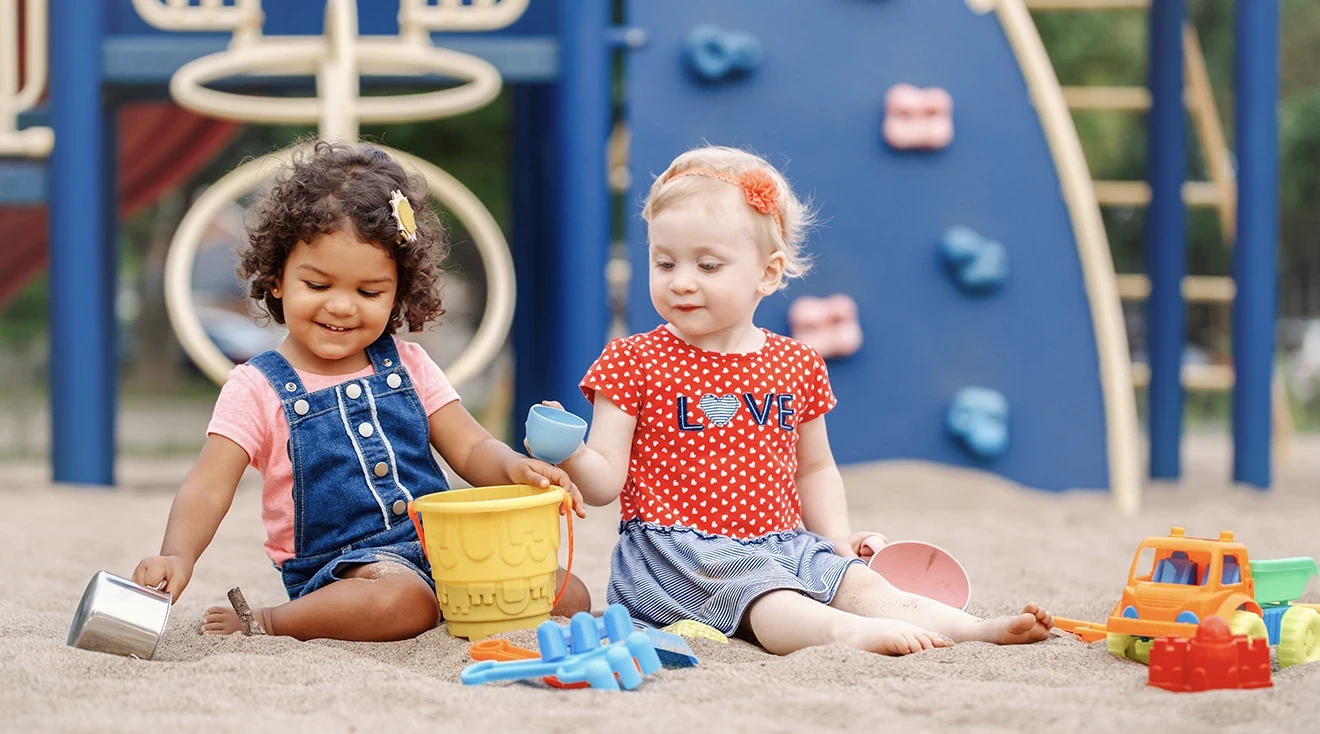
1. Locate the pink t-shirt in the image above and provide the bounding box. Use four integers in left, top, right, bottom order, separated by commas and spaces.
206, 338, 459, 565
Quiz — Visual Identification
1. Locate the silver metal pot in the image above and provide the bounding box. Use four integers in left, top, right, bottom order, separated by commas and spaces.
67, 571, 172, 660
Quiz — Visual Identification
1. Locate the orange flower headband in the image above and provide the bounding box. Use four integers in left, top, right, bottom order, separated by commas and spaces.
670, 167, 783, 234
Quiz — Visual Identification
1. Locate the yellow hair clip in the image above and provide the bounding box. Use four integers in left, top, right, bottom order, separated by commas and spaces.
390, 190, 418, 243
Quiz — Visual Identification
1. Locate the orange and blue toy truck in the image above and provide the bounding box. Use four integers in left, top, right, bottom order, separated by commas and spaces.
1056, 527, 1320, 669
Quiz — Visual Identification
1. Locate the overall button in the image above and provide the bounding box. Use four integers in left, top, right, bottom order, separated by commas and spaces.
345, 383, 362, 399
359, 422, 373, 438
373, 461, 388, 477
293, 399, 310, 416
285, 382, 297, 393
392, 499, 407, 516
386, 373, 402, 389
382, 359, 393, 367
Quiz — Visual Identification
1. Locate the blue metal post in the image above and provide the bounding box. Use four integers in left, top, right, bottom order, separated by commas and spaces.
49, 0, 116, 485
555, 0, 611, 417
1233, 0, 1280, 488
1145, 0, 1187, 480
511, 85, 556, 445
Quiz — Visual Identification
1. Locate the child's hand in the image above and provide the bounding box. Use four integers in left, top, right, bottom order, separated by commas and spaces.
504, 455, 587, 519
832, 531, 889, 561
131, 554, 194, 602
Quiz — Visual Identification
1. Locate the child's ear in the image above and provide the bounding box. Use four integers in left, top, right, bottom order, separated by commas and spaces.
760, 251, 787, 294
269, 279, 282, 299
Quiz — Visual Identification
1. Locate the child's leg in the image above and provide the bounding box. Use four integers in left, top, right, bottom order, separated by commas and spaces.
744, 589, 953, 656
202, 561, 439, 642
829, 565, 1052, 645
204, 565, 590, 641
552, 567, 592, 617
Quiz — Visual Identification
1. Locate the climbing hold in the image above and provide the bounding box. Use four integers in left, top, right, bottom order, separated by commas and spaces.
685, 25, 762, 83
939, 226, 1008, 293
946, 387, 1009, 460
787, 294, 863, 359
883, 84, 954, 151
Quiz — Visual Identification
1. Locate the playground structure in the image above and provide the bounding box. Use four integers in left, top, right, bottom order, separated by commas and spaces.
0, 1, 1283, 511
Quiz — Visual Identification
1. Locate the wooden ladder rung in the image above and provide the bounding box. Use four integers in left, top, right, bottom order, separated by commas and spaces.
1114, 274, 1237, 303
1063, 86, 1151, 111
1062, 86, 1199, 111
1093, 180, 1220, 208
1130, 363, 1235, 391
1025, 0, 1150, 9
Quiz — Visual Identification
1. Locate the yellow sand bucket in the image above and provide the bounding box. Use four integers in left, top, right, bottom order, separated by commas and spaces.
408, 485, 574, 640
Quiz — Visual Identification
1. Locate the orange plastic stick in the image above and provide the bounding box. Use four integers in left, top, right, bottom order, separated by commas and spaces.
1053, 616, 1108, 643
467, 639, 590, 689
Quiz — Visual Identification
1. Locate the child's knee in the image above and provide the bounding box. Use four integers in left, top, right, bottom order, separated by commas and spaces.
551, 571, 592, 617
377, 577, 440, 636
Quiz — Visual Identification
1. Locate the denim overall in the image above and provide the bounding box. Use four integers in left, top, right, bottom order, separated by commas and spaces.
248, 334, 450, 599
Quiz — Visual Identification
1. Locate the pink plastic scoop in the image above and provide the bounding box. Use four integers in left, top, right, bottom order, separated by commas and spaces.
866, 540, 971, 611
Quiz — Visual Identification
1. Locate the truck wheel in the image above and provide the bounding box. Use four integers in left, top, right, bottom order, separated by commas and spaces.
1106, 632, 1152, 664
1106, 632, 1130, 658
1278, 606, 1320, 669
1228, 610, 1268, 641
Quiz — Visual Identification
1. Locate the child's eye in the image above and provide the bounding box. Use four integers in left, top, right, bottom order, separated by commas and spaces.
358, 290, 383, 299
654, 261, 675, 271
304, 282, 329, 291
699, 262, 721, 273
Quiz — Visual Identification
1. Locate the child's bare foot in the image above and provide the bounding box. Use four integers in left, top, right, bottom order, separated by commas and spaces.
959, 603, 1053, 645
201, 605, 243, 635
200, 605, 272, 635
836, 617, 955, 656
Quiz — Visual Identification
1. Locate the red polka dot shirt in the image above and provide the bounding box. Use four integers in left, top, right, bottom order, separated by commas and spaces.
580, 325, 837, 539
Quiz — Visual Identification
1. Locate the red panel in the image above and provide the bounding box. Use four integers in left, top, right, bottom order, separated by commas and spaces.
0, 103, 240, 309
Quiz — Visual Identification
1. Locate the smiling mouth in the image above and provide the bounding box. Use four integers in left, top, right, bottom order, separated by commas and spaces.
674, 305, 702, 312
317, 322, 354, 333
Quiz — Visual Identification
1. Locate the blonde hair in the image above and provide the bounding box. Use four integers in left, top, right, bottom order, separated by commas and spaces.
641, 146, 815, 286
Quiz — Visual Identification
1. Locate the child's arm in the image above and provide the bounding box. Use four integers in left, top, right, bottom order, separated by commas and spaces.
556, 393, 635, 507
428, 401, 586, 516
796, 416, 886, 559
132, 435, 250, 600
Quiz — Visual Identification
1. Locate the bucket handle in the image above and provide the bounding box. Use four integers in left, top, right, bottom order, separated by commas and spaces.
407, 490, 575, 609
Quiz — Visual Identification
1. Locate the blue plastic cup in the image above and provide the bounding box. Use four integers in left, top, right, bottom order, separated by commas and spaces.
525, 405, 588, 464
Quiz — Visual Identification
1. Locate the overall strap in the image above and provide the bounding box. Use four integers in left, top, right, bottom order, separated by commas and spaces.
365, 333, 403, 373
247, 349, 307, 399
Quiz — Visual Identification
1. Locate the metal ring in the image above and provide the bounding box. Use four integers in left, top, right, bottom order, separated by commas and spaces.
168, 39, 502, 125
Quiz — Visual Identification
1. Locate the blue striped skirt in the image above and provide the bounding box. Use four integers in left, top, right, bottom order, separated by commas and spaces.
606, 520, 865, 636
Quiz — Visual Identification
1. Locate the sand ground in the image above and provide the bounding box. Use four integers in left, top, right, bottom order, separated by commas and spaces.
2, 434, 1318, 733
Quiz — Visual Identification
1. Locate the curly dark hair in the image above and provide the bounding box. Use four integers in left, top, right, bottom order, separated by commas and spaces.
239, 140, 448, 333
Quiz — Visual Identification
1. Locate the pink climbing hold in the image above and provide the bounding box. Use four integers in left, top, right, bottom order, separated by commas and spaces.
787, 294, 863, 359
883, 84, 954, 151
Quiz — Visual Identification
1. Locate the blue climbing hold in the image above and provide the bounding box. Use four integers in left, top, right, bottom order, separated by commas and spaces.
946, 387, 1009, 460
939, 226, 1009, 293
685, 25, 762, 83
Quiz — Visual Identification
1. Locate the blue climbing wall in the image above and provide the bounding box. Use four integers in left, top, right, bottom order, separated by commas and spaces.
624, 0, 1113, 491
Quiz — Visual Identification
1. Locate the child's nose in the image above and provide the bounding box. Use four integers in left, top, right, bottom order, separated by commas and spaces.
670, 271, 697, 293
325, 295, 356, 316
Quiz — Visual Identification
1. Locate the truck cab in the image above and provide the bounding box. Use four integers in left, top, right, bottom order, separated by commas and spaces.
1105, 528, 1263, 661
